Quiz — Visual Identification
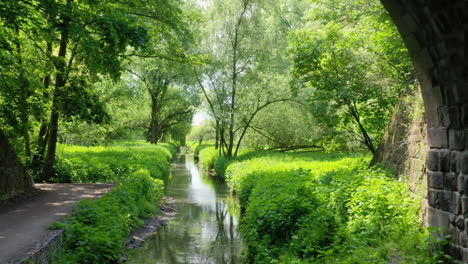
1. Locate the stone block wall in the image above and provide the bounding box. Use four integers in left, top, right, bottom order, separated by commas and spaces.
374, 83, 429, 222
381, 0, 466, 261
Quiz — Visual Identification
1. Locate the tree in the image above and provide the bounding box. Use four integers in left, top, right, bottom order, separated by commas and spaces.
39, 0, 160, 180
289, 0, 412, 157
242, 101, 327, 151
0, 0, 50, 166
193, 0, 299, 157
130, 60, 197, 144
187, 121, 216, 145
0, 0, 189, 182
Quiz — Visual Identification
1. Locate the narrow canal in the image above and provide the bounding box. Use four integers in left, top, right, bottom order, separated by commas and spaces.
128, 154, 246, 264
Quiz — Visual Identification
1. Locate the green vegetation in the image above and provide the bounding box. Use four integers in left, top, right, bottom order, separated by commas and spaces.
54, 170, 165, 264
0, 0, 195, 183
218, 151, 445, 263
198, 146, 219, 171
54, 142, 177, 183
49, 142, 176, 263
0, 0, 453, 262
187, 0, 412, 158
187, 141, 215, 157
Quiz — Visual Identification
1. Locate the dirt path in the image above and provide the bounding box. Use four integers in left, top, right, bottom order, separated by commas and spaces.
0, 183, 114, 263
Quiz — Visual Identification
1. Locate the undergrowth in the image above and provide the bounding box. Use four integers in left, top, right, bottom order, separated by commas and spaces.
50, 142, 177, 264
219, 151, 453, 264
53, 142, 178, 183
52, 170, 164, 264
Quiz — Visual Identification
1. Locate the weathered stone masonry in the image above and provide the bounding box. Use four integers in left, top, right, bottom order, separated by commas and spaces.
381, 0, 466, 262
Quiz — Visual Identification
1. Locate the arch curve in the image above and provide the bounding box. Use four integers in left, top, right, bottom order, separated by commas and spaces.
381, 0, 466, 261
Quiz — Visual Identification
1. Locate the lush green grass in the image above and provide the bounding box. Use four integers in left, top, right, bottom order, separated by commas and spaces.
221, 151, 448, 264
186, 140, 215, 157
198, 146, 219, 170
52, 170, 165, 264
54, 142, 178, 183
50, 141, 177, 264
197, 146, 254, 176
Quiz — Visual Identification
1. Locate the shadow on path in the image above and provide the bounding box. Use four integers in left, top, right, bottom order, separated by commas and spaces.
0, 183, 114, 263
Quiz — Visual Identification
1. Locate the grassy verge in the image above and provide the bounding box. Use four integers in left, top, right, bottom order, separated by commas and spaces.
54, 142, 178, 183
186, 140, 214, 158
50, 142, 177, 264
197, 146, 255, 177
220, 151, 450, 263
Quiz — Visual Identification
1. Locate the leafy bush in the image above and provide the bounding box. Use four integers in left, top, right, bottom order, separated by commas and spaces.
53, 142, 177, 183
345, 175, 419, 243
55, 170, 164, 264
241, 169, 337, 263
198, 146, 219, 170
187, 141, 215, 157
225, 151, 437, 263
213, 155, 231, 177
50, 141, 176, 263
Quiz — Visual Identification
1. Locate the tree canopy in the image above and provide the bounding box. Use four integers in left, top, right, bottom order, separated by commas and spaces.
0, 0, 414, 178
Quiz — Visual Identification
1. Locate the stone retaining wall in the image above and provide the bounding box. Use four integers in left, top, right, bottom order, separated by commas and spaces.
374, 83, 428, 222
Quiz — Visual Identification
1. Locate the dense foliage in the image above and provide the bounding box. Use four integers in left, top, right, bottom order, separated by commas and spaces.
51, 142, 177, 263
0, 0, 444, 262
185, 0, 413, 157
54, 171, 165, 264
0, 0, 193, 182
289, 0, 412, 156
54, 142, 177, 183
219, 151, 447, 263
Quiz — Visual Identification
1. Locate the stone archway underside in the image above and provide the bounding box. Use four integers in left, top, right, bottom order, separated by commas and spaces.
381, 0, 466, 261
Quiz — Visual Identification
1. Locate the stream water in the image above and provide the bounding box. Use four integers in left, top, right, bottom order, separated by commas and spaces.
127, 154, 246, 264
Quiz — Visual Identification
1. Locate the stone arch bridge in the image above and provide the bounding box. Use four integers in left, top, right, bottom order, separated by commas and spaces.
381, 0, 466, 261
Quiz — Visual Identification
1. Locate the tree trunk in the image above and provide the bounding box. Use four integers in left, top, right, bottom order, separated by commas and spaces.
215, 120, 219, 150
0, 129, 35, 201
42, 110, 59, 181
23, 132, 31, 166
42, 3, 71, 181
15, 25, 32, 166
148, 122, 160, 144
31, 42, 52, 175
347, 102, 376, 156
149, 96, 159, 144
31, 122, 48, 174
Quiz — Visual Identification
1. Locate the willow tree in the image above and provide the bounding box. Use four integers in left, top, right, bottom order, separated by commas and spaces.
193, 0, 296, 157
130, 61, 196, 144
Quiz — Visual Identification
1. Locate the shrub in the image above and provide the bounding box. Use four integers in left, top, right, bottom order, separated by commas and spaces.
198, 146, 219, 170
345, 175, 419, 243
53, 142, 176, 183
213, 155, 231, 178
191, 143, 214, 156
50, 142, 176, 263
224, 151, 433, 263
55, 170, 165, 264
241, 169, 338, 263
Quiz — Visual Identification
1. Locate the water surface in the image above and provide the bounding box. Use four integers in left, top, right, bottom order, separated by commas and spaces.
128, 154, 245, 264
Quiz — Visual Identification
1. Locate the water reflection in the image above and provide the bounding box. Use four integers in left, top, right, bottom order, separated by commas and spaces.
127, 155, 245, 264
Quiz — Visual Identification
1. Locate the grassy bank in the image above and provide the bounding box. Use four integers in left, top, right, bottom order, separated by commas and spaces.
53, 142, 177, 183
51, 142, 177, 264
197, 149, 450, 263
